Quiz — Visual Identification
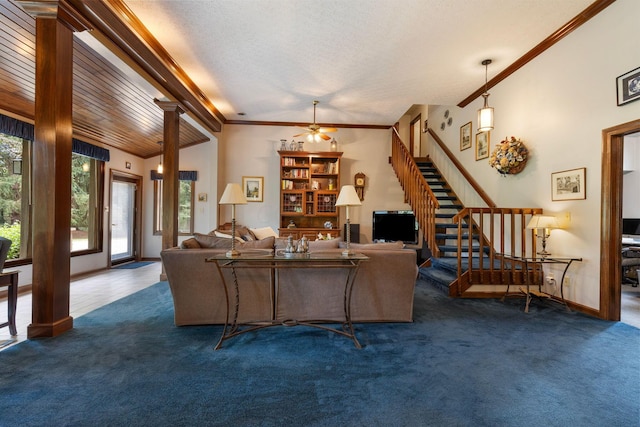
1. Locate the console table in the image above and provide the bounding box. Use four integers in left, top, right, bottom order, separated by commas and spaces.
500, 254, 582, 313
206, 251, 369, 350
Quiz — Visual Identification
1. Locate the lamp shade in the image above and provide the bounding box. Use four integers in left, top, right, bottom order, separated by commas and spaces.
477, 103, 494, 132
219, 183, 247, 205
526, 214, 559, 230
335, 185, 362, 207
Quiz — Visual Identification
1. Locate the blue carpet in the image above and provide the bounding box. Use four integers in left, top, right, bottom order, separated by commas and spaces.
0, 280, 638, 426
112, 261, 154, 269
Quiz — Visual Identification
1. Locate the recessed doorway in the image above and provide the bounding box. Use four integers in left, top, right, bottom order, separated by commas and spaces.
110, 171, 142, 266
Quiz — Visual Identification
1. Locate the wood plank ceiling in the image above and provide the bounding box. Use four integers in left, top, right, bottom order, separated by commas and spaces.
0, 0, 209, 159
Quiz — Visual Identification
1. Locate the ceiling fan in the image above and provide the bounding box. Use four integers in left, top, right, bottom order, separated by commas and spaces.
293, 100, 337, 142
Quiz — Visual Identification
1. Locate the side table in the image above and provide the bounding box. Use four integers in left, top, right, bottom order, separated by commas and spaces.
500, 255, 582, 313
0, 271, 19, 336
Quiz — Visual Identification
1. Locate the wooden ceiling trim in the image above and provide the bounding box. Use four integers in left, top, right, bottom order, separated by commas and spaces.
225, 119, 392, 130
457, 0, 616, 108
70, 0, 223, 133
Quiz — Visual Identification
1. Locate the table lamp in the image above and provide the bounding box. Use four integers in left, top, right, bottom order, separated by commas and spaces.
335, 185, 362, 257
219, 183, 248, 258
526, 214, 560, 258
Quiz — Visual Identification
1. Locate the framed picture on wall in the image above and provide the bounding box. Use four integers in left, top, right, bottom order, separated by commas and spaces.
475, 131, 490, 160
616, 66, 640, 106
551, 167, 586, 201
460, 122, 472, 151
242, 176, 264, 202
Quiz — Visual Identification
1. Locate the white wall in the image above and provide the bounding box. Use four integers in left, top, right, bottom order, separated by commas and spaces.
143, 139, 219, 258
217, 124, 411, 243
421, 0, 640, 309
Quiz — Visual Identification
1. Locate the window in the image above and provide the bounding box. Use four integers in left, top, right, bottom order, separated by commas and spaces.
0, 134, 29, 262
71, 153, 104, 253
153, 178, 195, 235
0, 113, 107, 264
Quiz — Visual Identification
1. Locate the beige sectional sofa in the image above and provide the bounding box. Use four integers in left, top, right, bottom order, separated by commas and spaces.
160, 233, 418, 326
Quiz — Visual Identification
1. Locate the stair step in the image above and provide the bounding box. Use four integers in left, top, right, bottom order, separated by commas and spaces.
431, 256, 498, 273
438, 245, 486, 253
419, 167, 438, 174
438, 204, 463, 210
436, 213, 455, 219
436, 223, 469, 229
436, 196, 457, 201
435, 233, 477, 240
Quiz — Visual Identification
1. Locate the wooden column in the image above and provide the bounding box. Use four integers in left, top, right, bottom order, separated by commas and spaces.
16, 1, 91, 338
154, 100, 184, 251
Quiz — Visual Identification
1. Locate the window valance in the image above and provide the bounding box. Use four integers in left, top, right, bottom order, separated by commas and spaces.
150, 170, 198, 181
0, 113, 110, 162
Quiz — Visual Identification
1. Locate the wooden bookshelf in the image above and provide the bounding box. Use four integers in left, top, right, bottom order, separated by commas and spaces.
278, 151, 342, 239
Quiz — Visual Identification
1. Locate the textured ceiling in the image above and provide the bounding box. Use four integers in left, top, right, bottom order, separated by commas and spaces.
123, 0, 595, 126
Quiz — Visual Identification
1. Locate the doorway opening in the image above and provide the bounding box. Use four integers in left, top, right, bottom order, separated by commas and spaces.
410, 114, 422, 157
110, 171, 142, 267
600, 118, 640, 321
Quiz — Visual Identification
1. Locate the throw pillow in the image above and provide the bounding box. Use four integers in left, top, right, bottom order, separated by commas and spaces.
238, 236, 275, 250
214, 230, 244, 242
250, 226, 278, 240
193, 233, 233, 249
180, 238, 201, 249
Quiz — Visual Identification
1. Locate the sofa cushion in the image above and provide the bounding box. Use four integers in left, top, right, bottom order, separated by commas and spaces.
250, 226, 278, 240
275, 237, 341, 251
194, 234, 276, 249
338, 241, 405, 250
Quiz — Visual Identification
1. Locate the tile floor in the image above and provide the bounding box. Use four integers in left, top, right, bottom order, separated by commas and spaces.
1, 264, 638, 351
0, 262, 162, 350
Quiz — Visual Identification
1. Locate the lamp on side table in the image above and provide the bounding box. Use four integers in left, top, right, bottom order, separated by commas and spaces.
219, 183, 248, 258
335, 185, 362, 257
526, 214, 560, 258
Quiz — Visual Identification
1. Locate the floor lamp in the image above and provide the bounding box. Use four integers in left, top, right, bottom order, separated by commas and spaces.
219, 183, 247, 258
335, 185, 362, 257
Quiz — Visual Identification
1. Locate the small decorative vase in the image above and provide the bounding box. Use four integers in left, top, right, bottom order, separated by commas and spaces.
297, 141, 304, 151
280, 139, 287, 151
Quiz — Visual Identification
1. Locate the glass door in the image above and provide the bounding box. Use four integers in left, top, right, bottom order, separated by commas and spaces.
110, 174, 140, 264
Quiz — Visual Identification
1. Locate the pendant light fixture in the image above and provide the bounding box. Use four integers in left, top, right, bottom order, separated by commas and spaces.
477, 59, 494, 132
157, 141, 163, 174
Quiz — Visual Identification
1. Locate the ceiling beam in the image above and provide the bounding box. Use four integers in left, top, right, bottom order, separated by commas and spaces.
225, 120, 391, 130
458, 0, 616, 108
69, 0, 224, 133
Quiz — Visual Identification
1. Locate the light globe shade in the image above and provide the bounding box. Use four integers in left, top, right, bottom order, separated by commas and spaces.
526, 214, 560, 230
335, 185, 362, 207
219, 183, 247, 205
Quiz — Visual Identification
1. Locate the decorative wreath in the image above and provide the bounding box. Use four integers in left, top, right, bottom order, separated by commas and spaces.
489, 136, 529, 175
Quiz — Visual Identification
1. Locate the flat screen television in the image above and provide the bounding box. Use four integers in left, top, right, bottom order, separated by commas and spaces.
623, 218, 640, 236
372, 210, 418, 244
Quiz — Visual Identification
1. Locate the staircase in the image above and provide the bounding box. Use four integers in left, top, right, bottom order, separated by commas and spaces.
390, 126, 543, 298
416, 158, 482, 295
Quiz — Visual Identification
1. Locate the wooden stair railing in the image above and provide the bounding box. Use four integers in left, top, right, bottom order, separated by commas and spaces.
427, 128, 496, 209
452, 207, 543, 296
390, 127, 439, 256
390, 127, 545, 297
